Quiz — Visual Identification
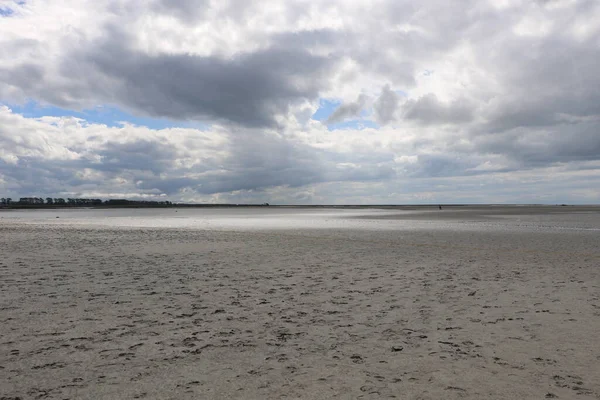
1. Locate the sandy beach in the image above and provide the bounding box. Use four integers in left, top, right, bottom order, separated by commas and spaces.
1, 207, 599, 399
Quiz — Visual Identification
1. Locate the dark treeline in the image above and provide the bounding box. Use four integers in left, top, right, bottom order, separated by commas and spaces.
0, 197, 173, 208
0, 197, 272, 208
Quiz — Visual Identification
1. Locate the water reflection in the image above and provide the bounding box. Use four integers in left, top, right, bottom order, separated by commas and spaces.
1, 207, 599, 233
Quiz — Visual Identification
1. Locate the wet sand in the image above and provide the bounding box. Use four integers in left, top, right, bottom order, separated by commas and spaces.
1, 208, 600, 399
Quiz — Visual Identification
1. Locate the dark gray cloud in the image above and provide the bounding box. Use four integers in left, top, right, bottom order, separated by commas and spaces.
68, 28, 336, 127
373, 85, 400, 125
326, 94, 368, 124
0, 63, 45, 93
150, 0, 209, 22
374, 89, 474, 126
475, 34, 600, 133
401, 94, 473, 124
195, 129, 394, 194
0, 157, 100, 198
0, 24, 338, 128
472, 121, 600, 168
95, 140, 179, 175
401, 154, 474, 178
201, 131, 325, 194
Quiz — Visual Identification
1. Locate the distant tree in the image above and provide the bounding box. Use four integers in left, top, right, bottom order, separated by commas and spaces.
54, 198, 66, 205
46, 197, 54, 205
1, 198, 5, 205
6, 198, 11, 205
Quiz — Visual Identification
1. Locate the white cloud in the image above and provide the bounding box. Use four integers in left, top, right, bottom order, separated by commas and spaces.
0, 106, 599, 203
0, 0, 599, 202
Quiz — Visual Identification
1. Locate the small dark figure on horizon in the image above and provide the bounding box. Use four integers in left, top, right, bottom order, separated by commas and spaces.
439, 205, 442, 210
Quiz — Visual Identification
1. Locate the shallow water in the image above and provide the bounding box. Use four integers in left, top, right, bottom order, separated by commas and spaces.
1, 206, 599, 233
0, 207, 396, 230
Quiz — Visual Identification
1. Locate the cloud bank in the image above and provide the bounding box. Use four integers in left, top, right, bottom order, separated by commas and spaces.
0, 0, 599, 203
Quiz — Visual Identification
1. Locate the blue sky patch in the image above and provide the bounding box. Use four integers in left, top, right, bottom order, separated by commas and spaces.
5, 101, 210, 130
311, 99, 341, 122
0, 7, 14, 16
0, 0, 24, 17
311, 98, 379, 130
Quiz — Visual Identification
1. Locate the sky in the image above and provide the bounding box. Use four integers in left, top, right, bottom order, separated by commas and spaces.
1, 0, 599, 204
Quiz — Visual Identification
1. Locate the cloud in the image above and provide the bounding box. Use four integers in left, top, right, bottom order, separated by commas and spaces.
373, 89, 474, 126
326, 94, 368, 124
0, 107, 397, 201
150, 0, 210, 22
0, 24, 338, 128
1, 1, 600, 203
373, 85, 400, 125
401, 94, 474, 124
1, 105, 599, 204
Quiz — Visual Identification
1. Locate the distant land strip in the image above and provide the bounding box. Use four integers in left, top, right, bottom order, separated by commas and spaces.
0, 197, 587, 209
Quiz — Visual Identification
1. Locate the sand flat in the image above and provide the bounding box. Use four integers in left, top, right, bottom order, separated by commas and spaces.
1, 207, 599, 399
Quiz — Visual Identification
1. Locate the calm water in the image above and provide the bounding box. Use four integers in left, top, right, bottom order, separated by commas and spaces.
0, 207, 395, 230
1, 207, 600, 233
